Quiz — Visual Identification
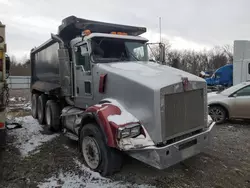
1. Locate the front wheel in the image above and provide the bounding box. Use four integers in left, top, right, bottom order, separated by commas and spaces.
80, 123, 123, 176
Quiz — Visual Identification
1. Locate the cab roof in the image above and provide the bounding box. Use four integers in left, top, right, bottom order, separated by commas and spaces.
58, 16, 147, 42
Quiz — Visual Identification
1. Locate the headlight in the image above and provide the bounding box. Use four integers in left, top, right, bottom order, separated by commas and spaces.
117, 124, 141, 139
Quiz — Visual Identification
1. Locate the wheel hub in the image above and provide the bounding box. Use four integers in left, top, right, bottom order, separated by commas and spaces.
209, 108, 223, 122
82, 136, 101, 169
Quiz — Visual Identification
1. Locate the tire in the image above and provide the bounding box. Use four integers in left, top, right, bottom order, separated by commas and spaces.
31, 93, 39, 119
80, 123, 123, 176
45, 100, 61, 132
37, 94, 47, 125
209, 105, 227, 124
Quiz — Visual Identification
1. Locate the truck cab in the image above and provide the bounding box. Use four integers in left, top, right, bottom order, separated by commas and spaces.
30, 16, 215, 176
206, 64, 233, 87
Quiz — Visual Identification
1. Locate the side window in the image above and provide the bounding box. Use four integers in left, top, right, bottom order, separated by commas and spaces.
215, 72, 221, 79
235, 86, 250, 97
75, 44, 90, 71
248, 63, 250, 74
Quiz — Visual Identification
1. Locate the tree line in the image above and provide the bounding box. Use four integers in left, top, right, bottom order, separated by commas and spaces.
149, 39, 233, 76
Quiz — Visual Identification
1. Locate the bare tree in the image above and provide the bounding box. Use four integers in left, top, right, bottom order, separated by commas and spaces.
223, 44, 233, 64
148, 38, 171, 62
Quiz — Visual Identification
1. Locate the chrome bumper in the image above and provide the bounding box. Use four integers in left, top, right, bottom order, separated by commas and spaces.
127, 122, 216, 169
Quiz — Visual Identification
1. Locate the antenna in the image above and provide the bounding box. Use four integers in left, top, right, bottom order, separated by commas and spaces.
159, 17, 162, 43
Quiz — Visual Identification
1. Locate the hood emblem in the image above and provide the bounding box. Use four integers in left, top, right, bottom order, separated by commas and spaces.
182, 77, 189, 91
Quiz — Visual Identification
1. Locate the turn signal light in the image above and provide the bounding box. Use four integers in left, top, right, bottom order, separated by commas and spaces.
111, 32, 127, 35
0, 50, 3, 59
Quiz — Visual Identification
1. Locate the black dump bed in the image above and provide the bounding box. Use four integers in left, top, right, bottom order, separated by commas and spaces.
30, 15, 146, 94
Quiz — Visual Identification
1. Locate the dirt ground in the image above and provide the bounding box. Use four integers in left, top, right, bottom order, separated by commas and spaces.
0, 89, 250, 188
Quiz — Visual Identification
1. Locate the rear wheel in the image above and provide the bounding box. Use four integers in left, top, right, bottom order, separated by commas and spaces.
37, 94, 47, 125
209, 105, 227, 124
31, 93, 39, 119
45, 100, 61, 131
80, 123, 123, 176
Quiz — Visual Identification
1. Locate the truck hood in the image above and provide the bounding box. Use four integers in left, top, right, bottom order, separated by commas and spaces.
96, 61, 204, 89
94, 61, 206, 143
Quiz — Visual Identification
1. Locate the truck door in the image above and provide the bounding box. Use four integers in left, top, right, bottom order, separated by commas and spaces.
231, 85, 250, 118
73, 43, 93, 108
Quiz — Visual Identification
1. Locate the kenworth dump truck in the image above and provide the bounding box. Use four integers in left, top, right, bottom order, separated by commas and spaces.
0, 21, 10, 147
30, 16, 215, 176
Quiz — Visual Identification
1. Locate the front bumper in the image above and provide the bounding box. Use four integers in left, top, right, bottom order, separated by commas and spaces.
127, 122, 216, 169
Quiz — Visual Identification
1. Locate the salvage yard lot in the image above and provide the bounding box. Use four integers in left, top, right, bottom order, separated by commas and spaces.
0, 90, 250, 188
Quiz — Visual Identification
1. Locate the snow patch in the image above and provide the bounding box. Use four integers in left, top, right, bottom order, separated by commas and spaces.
8, 116, 59, 157
111, 63, 161, 77
103, 98, 138, 125
9, 97, 26, 102
38, 158, 155, 188
9, 97, 16, 102
63, 145, 70, 150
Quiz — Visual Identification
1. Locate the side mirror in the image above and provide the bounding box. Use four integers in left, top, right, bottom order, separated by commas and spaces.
229, 93, 237, 98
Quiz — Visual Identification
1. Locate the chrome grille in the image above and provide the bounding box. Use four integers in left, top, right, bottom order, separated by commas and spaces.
162, 89, 204, 140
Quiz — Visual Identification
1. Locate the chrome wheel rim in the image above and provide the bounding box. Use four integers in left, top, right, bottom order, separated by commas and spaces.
82, 136, 101, 169
209, 108, 224, 122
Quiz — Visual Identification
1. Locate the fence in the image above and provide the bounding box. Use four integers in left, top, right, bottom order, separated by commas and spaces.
7, 76, 31, 89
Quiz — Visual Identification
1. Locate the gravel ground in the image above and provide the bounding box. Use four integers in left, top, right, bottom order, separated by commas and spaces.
0, 89, 250, 188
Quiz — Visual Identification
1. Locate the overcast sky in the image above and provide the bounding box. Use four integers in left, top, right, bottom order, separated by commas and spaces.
1, 0, 250, 62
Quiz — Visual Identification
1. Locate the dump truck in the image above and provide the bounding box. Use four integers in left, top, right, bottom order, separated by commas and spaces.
30, 16, 215, 176
0, 21, 10, 147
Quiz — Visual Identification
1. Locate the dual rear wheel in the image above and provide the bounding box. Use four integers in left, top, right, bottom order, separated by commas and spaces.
32, 93, 60, 131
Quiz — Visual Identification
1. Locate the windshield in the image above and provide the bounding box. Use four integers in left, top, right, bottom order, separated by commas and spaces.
91, 37, 148, 63
220, 82, 248, 95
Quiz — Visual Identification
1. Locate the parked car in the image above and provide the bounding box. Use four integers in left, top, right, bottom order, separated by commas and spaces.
208, 82, 250, 123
